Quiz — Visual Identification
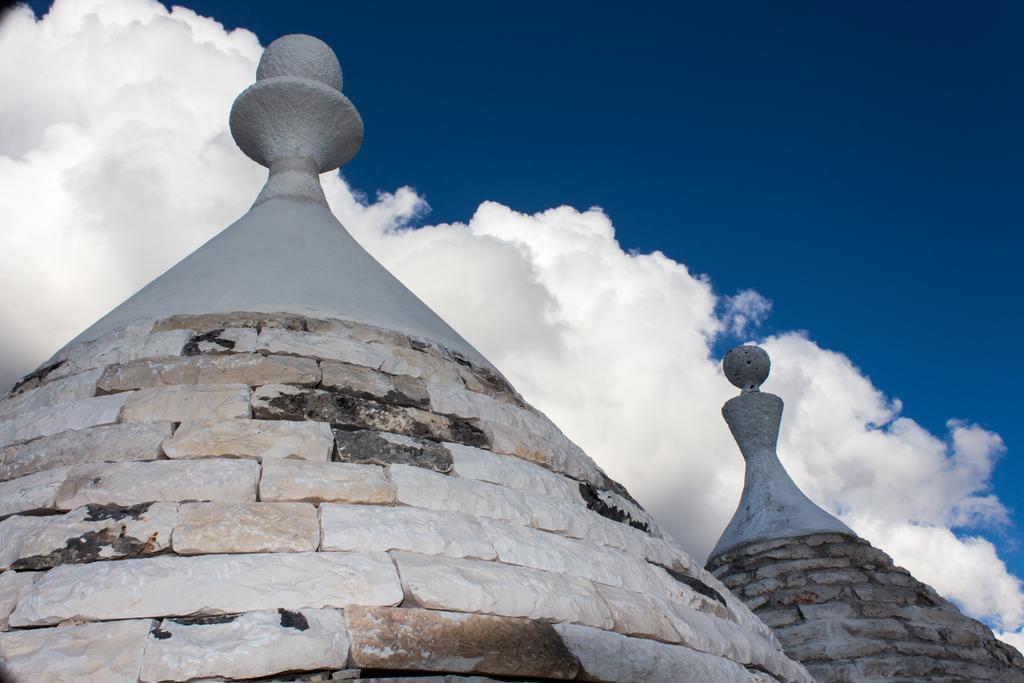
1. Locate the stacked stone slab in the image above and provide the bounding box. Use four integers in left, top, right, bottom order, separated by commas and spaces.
707, 345, 1024, 682
709, 532, 1024, 682
0, 314, 808, 682
0, 35, 812, 683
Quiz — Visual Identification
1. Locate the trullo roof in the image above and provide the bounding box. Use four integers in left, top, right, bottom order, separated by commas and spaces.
0, 34, 813, 683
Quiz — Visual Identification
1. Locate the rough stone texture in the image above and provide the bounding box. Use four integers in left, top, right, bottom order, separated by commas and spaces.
426, 381, 604, 486
55, 458, 259, 509
579, 481, 657, 534
0, 618, 155, 682
448, 442, 582, 502
390, 464, 531, 525
163, 418, 333, 462
482, 518, 666, 597
381, 344, 463, 385
346, 606, 580, 678
153, 312, 307, 333
50, 323, 193, 379
173, 502, 319, 554
593, 583, 683, 644
0, 466, 69, 518
121, 383, 252, 422
0, 570, 41, 630
97, 353, 319, 392
394, 551, 614, 630
321, 504, 496, 560
554, 623, 770, 683
335, 429, 453, 472
0, 392, 129, 449
0, 368, 101, 421
258, 327, 392, 367
0, 421, 171, 482
0, 502, 176, 570
182, 326, 258, 354
253, 384, 487, 448
321, 360, 429, 408
260, 458, 394, 504
10, 550, 403, 626
708, 533, 1024, 682
140, 608, 349, 682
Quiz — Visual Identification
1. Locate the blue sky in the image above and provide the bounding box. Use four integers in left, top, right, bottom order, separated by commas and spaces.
13, 0, 1022, 602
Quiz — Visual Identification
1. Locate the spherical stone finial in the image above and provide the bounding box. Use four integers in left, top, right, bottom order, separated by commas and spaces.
229, 34, 363, 178
257, 34, 343, 92
723, 345, 770, 392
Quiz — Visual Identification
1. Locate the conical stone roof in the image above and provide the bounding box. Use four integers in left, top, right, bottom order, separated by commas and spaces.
707, 345, 1024, 682
0, 35, 812, 682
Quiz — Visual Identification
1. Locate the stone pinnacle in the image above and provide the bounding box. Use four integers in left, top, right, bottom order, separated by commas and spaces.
710, 344, 854, 558
229, 34, 364, 206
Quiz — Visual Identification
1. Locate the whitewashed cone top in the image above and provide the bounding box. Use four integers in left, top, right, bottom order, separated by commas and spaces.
68, 34, 487, 367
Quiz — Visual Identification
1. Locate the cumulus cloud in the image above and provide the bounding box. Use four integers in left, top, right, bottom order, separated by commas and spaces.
1, 0, 1021, 644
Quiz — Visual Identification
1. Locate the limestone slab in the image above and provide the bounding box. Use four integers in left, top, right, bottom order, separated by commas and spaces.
121, 383, 252, 422
448, 442, 582, 502
0, 502, 177, 570
0, 570, 41, 630
0, 466, 69, 518
321, 504, 496, 560
173, 502, 319, 554
394, 551, 613, 629
0, 617, 154, 683
390, 464, 531, 525
661, 599, 809, 683
594, 583, 682, 644
346, 606, 579, 678
374, 344, 464, 385
260, 458, 394, 504
140, 608, 349, 682
163, 419, 333, 462
553, 623, 755, 683
426, 382, 602, 485
257, 327, 388, 367
55, 459, 259, 509
0, 421, 171, 482
53, 324, 192, 377
336, 429, 453, 472
482, 519, 664, 596
253, 384, 487, 447
98, 353, 319, 392
0, 369, 101, 421
0, 393, 129, 449
321, 360, 429, 408
10, 550, 403, 626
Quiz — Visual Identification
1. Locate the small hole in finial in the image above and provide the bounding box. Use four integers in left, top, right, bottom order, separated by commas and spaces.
746, 360, 751, 365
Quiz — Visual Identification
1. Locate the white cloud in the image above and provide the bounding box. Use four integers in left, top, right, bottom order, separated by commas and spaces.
1, 0, 1021, 643
999, 629, 1024, 653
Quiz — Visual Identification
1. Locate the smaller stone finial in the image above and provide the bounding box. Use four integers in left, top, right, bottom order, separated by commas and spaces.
709, 344, 854, 559
723, 345, 770, 392
229, 34, 363, 206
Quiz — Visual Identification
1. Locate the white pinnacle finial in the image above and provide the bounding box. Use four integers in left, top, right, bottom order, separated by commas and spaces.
710, 344, 854, 558
230, 34, 364, 206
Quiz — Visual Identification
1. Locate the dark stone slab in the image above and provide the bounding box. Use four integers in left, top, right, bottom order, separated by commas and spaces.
255, 386, 487, 449
334, 429, 453, 473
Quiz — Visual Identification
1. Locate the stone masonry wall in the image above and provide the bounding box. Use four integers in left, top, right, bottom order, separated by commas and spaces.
0, 312, 812, 683
708, 533, 1024, 682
